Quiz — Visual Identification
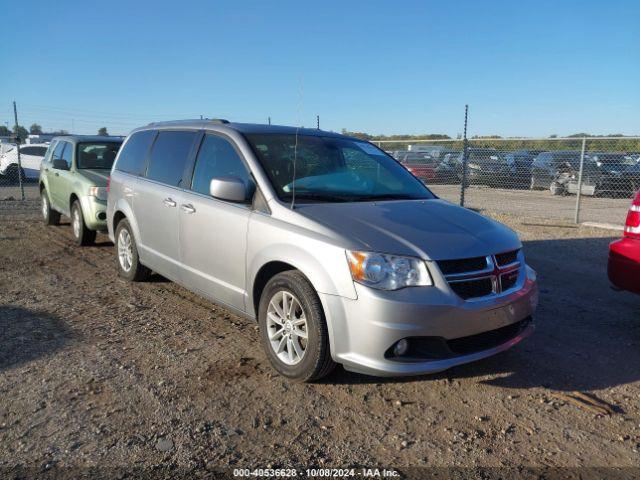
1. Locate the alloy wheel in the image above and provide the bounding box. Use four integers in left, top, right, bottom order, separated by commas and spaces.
41, 194, 48, 219
266, 290, 308, 365
72, 208, 81, 238
118, 228, 133, 272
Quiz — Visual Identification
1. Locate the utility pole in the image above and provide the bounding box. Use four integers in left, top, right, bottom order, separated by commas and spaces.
268, 116, 271, 125
13, 101, 25, 201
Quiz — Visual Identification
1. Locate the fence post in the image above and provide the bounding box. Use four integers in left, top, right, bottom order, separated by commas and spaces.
13, 101, 25, 201
459, 104, 469, 207
574, 137, 587, 224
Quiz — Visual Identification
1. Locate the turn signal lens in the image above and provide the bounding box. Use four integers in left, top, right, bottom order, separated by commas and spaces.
346, 250, 432, 290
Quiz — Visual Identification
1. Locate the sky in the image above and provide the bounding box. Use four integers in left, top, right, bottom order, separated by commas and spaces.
1, 0, 638, 138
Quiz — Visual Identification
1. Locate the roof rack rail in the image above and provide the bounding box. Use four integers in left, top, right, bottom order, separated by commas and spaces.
205, 118, 229, 124
146, 118, 230, 126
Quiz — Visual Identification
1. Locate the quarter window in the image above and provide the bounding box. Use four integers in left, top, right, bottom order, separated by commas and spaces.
146, 130, 198, 187
115, 130, 156, 176
190, 135, 251, 196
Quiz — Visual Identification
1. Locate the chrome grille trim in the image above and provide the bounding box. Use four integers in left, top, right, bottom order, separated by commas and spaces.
440, 252, 522, 300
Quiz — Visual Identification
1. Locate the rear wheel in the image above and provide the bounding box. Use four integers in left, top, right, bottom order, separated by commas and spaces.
258, 271, 336, 382
115, 218, 150, 282
71, 200, 96, 246
41, 188, 60, 225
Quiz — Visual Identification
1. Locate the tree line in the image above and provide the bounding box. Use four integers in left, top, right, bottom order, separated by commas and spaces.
0, 124, 109, 142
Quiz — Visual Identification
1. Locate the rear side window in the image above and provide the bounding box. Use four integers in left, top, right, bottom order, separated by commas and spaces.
146, 130, 198, 187
115, 130, 155, 176
20, 146, 47, 156
190, 134, 250, 195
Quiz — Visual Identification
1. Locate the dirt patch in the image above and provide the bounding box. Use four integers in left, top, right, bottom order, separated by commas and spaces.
0, 205, 639, 474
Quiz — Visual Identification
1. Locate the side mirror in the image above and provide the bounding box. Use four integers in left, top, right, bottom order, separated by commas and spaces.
52, 159, 69, 170
209, 176, 255, 203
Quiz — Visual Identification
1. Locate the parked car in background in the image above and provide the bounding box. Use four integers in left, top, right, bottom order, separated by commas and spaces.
566, 153, 637, 197
432, 150, 463, 184
396, 151, 438, 182
504, 150, 543, 189
608, 191, 640, 294
530, 151, 583, 194
39, 136, 123, 245
456, 148, 509, 187
107, 120, 537, 382
0, 143, 49, 183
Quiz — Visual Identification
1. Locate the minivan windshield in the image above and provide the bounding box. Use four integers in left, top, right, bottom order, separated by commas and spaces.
77, 142, 122, 169
245, 134, 436, 203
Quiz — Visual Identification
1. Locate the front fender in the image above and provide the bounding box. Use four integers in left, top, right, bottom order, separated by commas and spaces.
246, 213, 357, 311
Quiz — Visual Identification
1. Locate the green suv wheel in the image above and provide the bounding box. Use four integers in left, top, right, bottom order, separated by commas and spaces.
71, 200, 96, 246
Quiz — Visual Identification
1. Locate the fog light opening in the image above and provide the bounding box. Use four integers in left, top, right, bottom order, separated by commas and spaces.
393, 339, 409, 357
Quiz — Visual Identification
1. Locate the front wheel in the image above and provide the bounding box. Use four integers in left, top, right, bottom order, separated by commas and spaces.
71, 200, 96, 246
41, 188, 60, 225
258, 271, 336, 382
115, 218, 151, 281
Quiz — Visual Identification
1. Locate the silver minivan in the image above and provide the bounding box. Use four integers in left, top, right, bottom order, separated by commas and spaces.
107, 120, 538, 381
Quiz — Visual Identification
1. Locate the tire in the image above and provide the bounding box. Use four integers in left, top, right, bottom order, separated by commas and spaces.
5, 165, 25, 185
71, 200, 96, 246
115, 218, 151, 282
41, 188, 60, 225
258, 270, 336, 382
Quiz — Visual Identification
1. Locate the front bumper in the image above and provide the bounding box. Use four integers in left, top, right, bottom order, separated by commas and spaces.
81, 196, 108, 232
320, 265, 538, 377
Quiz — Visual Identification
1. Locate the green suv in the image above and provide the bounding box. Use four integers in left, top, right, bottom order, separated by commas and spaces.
39, 136, 123, 245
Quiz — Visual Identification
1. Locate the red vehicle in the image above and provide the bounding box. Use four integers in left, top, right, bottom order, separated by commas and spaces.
397, 152, 437, 182
608, 191, 640, 294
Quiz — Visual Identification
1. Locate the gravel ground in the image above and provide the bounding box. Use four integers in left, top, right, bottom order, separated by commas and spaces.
0, 202, 639, 477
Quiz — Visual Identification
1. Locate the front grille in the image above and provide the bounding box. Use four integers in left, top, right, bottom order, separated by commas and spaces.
495, 249, 519, 266
438, 250, 522, 300
437, 256, 487, 275
501, 270, 519, 291
450, 278, 493, 300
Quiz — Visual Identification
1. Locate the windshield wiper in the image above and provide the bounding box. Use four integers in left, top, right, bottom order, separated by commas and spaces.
287, 192, 355, 203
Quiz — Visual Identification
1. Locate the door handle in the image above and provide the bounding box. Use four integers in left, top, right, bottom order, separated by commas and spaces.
54, 172, 59, 177
163, 198, 177, 208
181, 204, 196, 214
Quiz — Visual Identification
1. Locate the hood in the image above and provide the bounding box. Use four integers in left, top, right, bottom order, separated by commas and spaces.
294, 199, 520, 261
77, 169, 110, 187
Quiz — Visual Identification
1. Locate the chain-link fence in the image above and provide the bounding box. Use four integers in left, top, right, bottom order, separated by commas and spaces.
0, 140, 43, 201
377, 137, 640, 226
2, 133, 639, 227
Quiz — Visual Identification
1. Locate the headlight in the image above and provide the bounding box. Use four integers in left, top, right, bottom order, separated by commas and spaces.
346, 250, 432, 290
88, 186, 107, 201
